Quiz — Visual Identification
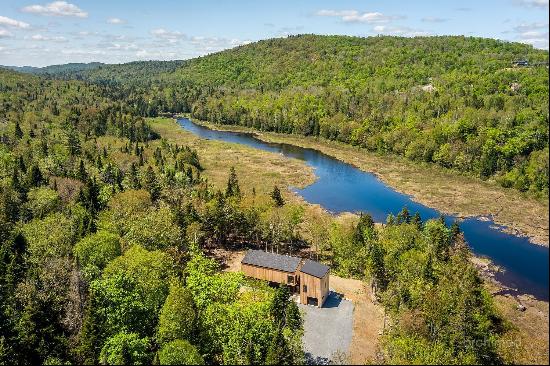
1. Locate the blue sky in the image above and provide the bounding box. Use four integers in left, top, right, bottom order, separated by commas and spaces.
0, 0, 548, 66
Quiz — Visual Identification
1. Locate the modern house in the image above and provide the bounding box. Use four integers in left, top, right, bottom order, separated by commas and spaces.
241, 250, 330, 307
512, 59, 529, 67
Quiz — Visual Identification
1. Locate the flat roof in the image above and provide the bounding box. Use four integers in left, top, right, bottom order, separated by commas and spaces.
242, 250, 301, 273
300, 259, 330, 278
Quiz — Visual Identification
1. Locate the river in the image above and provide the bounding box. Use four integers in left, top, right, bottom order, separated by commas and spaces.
178, 117, 549, 301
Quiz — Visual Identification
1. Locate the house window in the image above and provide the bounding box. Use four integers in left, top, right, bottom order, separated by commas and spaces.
287, 275, 294, 284
303, 285, 307, 293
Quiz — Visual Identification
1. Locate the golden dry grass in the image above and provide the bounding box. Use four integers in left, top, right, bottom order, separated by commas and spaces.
154, 116, 549, 364
494, 294, 549, 365
149, 118, 316, 197
189, 119, 549, 246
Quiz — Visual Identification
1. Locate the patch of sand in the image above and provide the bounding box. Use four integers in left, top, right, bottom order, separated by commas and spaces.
330, 275, 385, 364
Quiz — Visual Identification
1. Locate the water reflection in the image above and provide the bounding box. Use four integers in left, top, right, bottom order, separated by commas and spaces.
178, 118, 549, 300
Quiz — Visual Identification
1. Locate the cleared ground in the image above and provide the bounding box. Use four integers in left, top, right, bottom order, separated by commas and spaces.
299, 293, 353, 364
217, 249, 385, 364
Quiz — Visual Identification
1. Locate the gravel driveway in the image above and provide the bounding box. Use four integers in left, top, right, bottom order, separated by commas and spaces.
298, 291, 354, 364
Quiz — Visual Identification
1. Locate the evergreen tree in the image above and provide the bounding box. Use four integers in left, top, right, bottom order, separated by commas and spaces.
77, 160, 88, 181
128, 163, 141, 189
270, 186, 285, 207
265, 329, 293, 365
27, 164, 44, 187
18, 156, 26, 173
144, 166, 161, 201
450, 220, 461, 241
14, 121, 23, 139
396, 207, 411, 224
354, 213, 375, 243
78, 178, 101, 215
67, 128, 81, 156
225, 167, 241, 198
411, 212, 423, 230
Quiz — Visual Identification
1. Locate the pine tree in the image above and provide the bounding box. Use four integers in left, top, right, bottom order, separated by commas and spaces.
14, 121, 23, 139
270, 186, 285, 207
27, 164, 44, 187
225, 167, 241, 198
67, 128, 81, 156
79, 178, 101, 214
18, 156, 26, 173
411, 212, 423, 230
450, 220, 461, 241
354, 213, 375, 243
128, 163, 141, 189
265, 329, 292, 365
77, 160, 88, 181
144, 166, 161, 201
397, 207, 411, 224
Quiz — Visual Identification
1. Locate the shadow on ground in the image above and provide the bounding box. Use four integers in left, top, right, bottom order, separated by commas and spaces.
322, 291, 343, 308
299, 291, 354, 364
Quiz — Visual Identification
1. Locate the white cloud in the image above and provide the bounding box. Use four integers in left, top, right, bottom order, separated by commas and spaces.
518, 31, 549, 49
514, 0, 549, 8
316, 10, 357, 17
107, 17, 126, 24
513, 21, 548, 32
106, 42, 138, 51
135, 48, 177, 59
373, 25, 429, 37
61, 48, 106, 55
509, 21, 549, 49
21, 1, 88, 18
27, 33, 67, 42
150, 28, 186, 42
0, 15, 30, 29
0, 28, 13, 38
316, 9, 401, 23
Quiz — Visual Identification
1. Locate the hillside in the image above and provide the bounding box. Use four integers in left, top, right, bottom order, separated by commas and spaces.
167, 35, 549, 89
1, 35, 549, 365
168, 35, 549, 197
1, 62, 104, 76
7, 35, 549, 195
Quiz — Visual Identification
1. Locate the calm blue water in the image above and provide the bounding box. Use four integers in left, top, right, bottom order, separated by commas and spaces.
178, 118, 549, 300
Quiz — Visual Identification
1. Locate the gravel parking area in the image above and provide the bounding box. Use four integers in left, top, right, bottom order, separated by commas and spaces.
298, 291, 354, 364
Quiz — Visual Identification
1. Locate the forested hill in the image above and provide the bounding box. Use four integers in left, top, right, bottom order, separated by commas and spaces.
172, 35, 549, 196
7, 35, 550, 196
166, 35, 549, 90
2, 62, 104, 76
2, 60, 184, 84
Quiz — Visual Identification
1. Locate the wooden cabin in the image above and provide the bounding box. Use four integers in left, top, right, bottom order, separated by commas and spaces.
299, 259, 330, 307
241, 250, 330, 307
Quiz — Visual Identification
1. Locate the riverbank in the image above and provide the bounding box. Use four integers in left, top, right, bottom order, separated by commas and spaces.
152, 116, 548, 364
183, 116, 548, 247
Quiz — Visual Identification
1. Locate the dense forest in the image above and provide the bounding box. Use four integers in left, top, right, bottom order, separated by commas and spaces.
0, 68, 306, 364
9, 35, 549, 197
0, 34, 545, 365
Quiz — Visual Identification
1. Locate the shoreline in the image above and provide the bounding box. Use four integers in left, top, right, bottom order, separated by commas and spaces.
156, 115, 548, 363
177, 115, 549, 248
